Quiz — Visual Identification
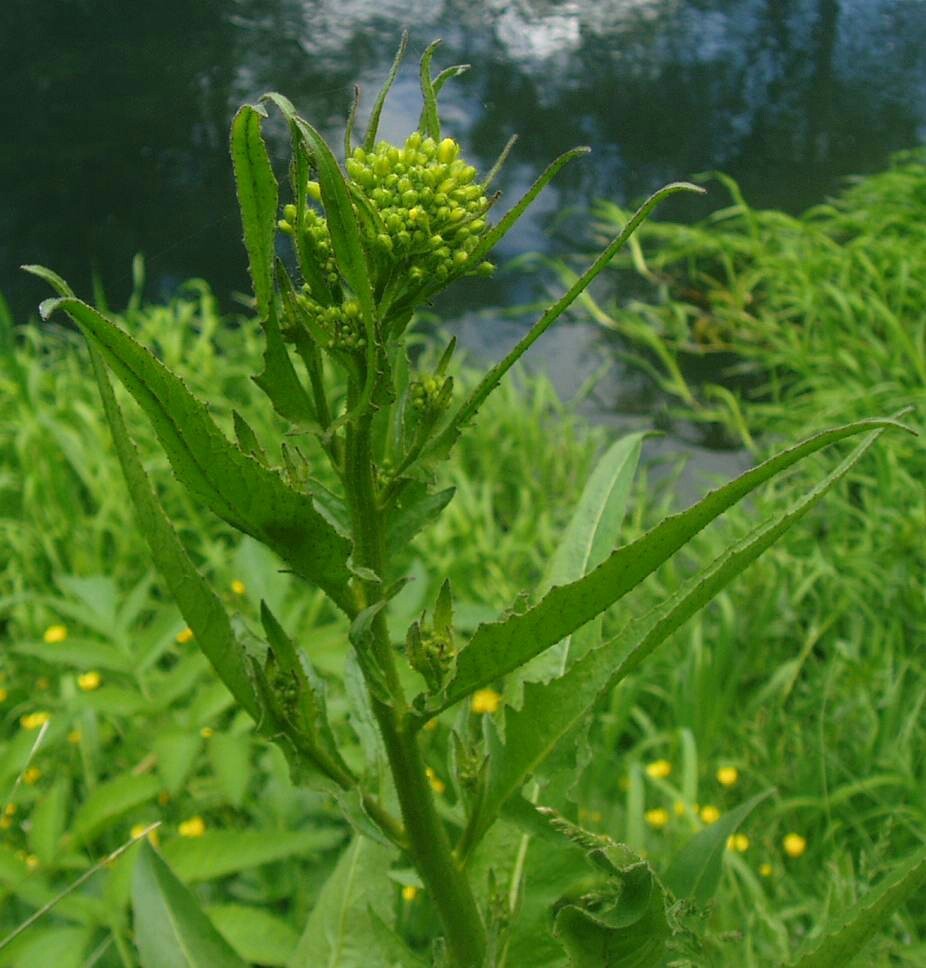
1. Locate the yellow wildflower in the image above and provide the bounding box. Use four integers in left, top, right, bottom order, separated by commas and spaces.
470, 689, 501, 714
401, 885, 418, 902
0, 817, 11, 830
23, 767, 41, 785
425, 767, 446, 795
179, 816, 206, 838
200, 727, 214, 739
759, 862, 774, 877
645, 759, 672, 779
0, 688, 7, 703
673, 800, 687, 816
716, 766, 739, 787
67, 729, 82, 744
78, 671, 102, 692
783, 833, 807, 858
176, 627, 194, 644
230, 579, 246, 596
20, 711, 50, 731
131, 823, 160, 847
700, 805, 721, 824
726, 833, 749, 852
43, 625, 68, 644
5, 804, 16, 816
644, 808, 670, 829
25, 854, 39, 871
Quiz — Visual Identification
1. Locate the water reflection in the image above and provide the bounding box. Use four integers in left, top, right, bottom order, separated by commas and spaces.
6, 0, 925, 356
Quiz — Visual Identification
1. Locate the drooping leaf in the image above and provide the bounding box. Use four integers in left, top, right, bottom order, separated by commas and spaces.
133, 841, 248, 968
82, 343, 260, 716
785, 845, 926, 968
554, 861, 671, 968
229, 103, 277, 315
289, 836, 396, 967
33, 288, 353, 612
437, 416, 907, 713
464, 423, 899, 846
663, 790, 773, 906
160, 829, 343, 883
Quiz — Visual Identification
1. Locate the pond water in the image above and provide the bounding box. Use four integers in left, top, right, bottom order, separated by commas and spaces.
6, 0, 926, 464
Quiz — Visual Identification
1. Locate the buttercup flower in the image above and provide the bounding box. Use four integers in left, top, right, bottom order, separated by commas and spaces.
471, 689, 501, 714
43, 625, 68, 644
230, 579, 246, 596
700, 805, 721, 824
20, 711, 50, 731
759, 862, 774, 877
0, 688, 7, 703
716, 766, 739, 787
23, 767, 41, 785
176, 627, 194, 644
78, 671, 102, 692
783, 832, 807, 858
726, 833, 750, 852
645, 807, 670, 829
131, 823, 160, 847
179, 816, 206, 838
401, 885, 419, 902
645, 759, 672, 779
425, 767, 446, 795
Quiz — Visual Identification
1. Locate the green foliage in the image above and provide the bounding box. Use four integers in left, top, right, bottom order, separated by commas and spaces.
6, 36, 918, 968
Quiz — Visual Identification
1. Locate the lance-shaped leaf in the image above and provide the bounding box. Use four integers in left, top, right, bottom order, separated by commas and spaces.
663, 789, 773, 905
229, 103, 277, 316
516, 431, 646, 688
86, 345, 259, 720
418, 40, 442, 140
434, 416, 907, 714
460, 422, 903, 848
363, 32, 408, 152
133, 841, 248, 968
785, 844, 926, 968
34, 289, 354, 611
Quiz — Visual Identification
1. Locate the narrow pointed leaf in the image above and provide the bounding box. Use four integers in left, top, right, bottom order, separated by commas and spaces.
133, 841, 248, 968
663, 789, 773, 905
426, 181, 700, 463
418, 40, 442, 140
785, 845, 926, 968
229, 104, 277, 315
438, 416, 907, 712
464, 423, 900, 844
38, 293, 353, 611
252, 300, 318, 425
364, 32, 408, 152
87, 346, 259, 718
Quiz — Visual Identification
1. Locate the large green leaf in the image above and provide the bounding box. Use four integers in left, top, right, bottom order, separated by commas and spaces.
71, 773, 160, 844
133, 842, 248, 968
229, 103, 277, 315
785, 845, 926, 968
289, 836, 397, 968
33, 289, 353, 611
436, 416, 906, 713
464, 423, 897, 846
84, 344, 260, 718
662, 789, 772, 906
206, 904, 300, 967
161, 829, 343, 882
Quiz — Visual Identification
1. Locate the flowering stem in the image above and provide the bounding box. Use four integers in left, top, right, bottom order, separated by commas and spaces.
343, 392, 486, 967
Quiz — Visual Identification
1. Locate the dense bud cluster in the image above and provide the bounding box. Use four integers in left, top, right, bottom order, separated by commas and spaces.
347, 133, 493, 283
295, 293, 367, 352
278, 193, 339, 291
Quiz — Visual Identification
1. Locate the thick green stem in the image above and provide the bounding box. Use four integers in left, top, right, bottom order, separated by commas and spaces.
344, 400, 486, 968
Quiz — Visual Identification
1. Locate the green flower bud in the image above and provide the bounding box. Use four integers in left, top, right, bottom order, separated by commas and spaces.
307, 181, 322, 201
437, 138, 459, 164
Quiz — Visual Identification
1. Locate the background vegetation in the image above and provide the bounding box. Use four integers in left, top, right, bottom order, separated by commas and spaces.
1, 150, 923, 965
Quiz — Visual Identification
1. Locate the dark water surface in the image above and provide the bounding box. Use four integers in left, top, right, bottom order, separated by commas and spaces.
4, 1, 925, 453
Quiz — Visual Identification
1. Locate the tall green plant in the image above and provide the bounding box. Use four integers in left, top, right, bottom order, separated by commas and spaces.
25, 40, 912, 968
